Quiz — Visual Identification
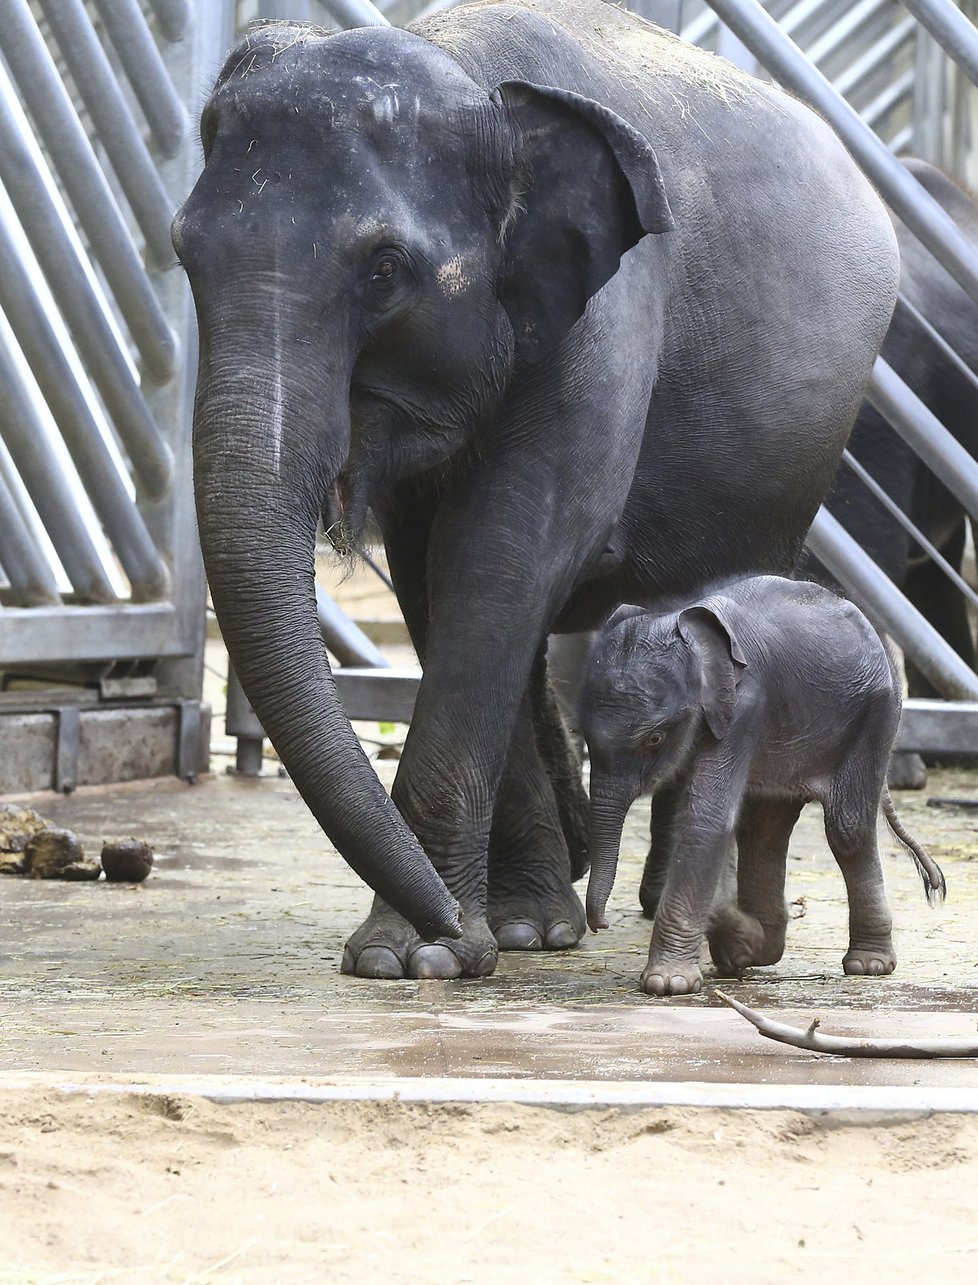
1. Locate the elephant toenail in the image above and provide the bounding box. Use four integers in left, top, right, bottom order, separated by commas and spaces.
408, 945, 463, 979
544, 920, 581, 950
351, 946, 405, 979
494, 921, 543, 951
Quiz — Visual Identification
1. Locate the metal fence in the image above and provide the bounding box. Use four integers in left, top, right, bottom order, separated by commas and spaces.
0, 1, 234, 790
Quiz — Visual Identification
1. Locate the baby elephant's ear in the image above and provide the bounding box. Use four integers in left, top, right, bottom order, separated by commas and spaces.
677, 605, 747, 740
491, 81, 675, 364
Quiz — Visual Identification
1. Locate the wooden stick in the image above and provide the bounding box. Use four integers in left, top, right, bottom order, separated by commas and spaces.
715, 990, 978, 1059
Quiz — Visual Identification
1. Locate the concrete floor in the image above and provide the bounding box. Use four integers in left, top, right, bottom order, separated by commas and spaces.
3, 759, 978, 1099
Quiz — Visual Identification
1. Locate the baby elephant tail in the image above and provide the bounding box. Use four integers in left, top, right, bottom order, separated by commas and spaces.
881, 787, 946, 903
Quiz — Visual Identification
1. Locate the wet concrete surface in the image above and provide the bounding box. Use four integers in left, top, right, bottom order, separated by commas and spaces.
2, 764, 978, 1090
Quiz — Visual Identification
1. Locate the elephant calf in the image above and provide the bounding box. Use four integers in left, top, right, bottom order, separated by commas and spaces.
580, 576, 945, 997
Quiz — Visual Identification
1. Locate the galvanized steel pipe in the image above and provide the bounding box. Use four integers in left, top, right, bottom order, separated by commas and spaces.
0, 463, 63, 607
91, 0, 189, 158
867, 357, 978, 524
322, 0, 390, 27
0, 95, 173, 499
900, 0, 978, 89
146, 0, 190, 43
0, 338, 117, 604
806, 508, 978, 701
37, 0, 177, 267
705, 0, 978, 308
0, 223, 170, 602
3, 0, 176, 383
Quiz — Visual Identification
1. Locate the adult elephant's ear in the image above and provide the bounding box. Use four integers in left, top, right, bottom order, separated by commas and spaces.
677, 604, 747, 740
492, 81, 675, 364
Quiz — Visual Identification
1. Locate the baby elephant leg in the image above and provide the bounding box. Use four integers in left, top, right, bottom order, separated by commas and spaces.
709, 797, 804, 972
639, 785, 682, 918
824, 785, 895, 977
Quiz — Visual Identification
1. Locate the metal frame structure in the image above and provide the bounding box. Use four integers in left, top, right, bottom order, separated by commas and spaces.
0, 0, 235, 791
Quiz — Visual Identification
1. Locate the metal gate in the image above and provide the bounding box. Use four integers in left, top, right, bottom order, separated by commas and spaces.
0, 1, 234, 791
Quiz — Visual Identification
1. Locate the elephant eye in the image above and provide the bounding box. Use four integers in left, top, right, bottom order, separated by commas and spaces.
371, 254, 401, 284
640, 730, 666, 753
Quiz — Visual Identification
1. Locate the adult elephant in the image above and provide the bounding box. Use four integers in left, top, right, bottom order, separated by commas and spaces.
173, 0, 899, 979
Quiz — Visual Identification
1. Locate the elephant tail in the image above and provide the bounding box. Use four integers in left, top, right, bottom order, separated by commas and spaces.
881, 787, 946, 904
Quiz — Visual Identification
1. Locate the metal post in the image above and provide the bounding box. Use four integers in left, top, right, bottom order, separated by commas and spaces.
321, 0, 389, 26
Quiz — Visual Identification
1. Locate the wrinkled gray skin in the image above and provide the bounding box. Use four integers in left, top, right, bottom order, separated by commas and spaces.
173, 0, 899, 980
581, 577, 944, 997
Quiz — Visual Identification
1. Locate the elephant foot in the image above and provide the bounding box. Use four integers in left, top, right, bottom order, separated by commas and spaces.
341, 902, 497, 980
707, 906, 769, 974
488, 884, 586, 952
639, 960, 703, 997
843, 942, 896, 977
887, 751, 927, 791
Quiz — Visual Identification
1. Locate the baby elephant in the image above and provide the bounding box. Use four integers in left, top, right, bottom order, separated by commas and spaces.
580, 576, 944, 997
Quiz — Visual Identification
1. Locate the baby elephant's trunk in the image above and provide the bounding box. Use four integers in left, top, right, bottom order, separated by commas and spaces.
585, 790, 634, 931
881, 787, 946, 903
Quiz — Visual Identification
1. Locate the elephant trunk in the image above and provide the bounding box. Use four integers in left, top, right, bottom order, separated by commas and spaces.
193, 335, 461, 942
585, 782, 635, 931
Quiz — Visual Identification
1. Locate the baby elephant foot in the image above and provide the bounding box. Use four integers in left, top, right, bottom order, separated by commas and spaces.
489, 887, 586, 953
707, 907, 767, 975
341, 902, 497, 980
843, 942, 896, 976
639, 961, 703, 997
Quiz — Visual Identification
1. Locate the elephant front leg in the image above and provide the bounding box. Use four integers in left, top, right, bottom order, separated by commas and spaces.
640, 756, 750, 996
487, 687, 586, 953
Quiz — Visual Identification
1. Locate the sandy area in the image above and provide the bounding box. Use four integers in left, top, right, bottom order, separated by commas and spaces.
2, 1091, 978, 1283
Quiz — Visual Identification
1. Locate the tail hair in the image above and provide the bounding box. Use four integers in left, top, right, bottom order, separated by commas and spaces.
882, 786, 946, 904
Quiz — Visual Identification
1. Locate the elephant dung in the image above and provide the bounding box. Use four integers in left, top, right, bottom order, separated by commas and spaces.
24, 828, 98, 881
0, 803, 48, 870
100, 840, 154, 883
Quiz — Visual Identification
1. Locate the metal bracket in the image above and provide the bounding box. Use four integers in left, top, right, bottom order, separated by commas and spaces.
176, 700, 202, 783
51, 705, 81, 794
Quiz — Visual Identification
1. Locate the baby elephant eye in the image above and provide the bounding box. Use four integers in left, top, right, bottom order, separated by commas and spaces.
640, 730, 666, 753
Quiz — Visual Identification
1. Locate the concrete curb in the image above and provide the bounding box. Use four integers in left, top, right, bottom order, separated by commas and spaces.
6, 1074, 978, 1114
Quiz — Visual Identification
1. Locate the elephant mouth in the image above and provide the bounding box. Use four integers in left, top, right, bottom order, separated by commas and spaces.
323, 472, 369, 557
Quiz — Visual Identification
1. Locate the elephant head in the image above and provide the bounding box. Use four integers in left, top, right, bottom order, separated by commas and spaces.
172, 22, 673, 937
581, 603, 746, 930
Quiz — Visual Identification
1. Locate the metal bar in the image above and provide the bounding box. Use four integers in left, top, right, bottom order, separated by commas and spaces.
896, 294, 978, 394
0, 604, 183, 665
0, 221, 171, 601
861, 70, 914, 130
0, 337, 118, 604
900, 0, 978, 90
887, 123, 914, 153
805, 507, 978, 701
867, 357, 978, 525
333, 668, 421, 722
0, 91, 173, 500
225, 664, 264, 776
315, 584, 390, 668
3, 0, 176, 382
833, 19, 915, 100
146, 0, 191, 42
36, 0, 176, 267
705, 0, 978, 309
321, 0, 390, 26
0, 468, 62, 607
806, 0, 891, 68
90, 0, 189, 158
840, 448, 978, 612
895, 698, 978, 754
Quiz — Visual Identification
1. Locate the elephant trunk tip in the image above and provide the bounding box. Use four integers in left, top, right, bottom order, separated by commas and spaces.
585, 893, 609, 933
417, 899, 464, 943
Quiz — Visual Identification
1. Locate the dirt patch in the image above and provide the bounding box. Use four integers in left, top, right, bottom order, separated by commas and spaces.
2, 1091, 978, 1282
